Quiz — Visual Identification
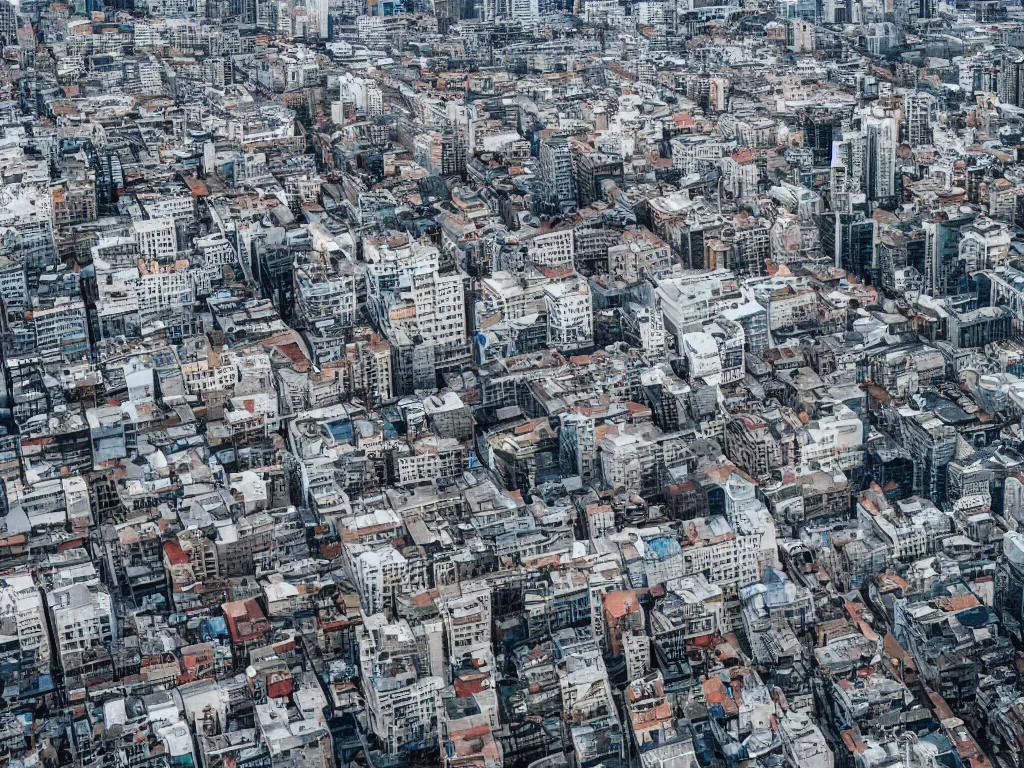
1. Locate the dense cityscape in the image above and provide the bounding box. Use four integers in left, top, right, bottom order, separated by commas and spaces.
3, 0, 1024, 767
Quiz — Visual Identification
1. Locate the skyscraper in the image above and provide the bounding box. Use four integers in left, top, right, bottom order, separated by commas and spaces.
307, 0, 329, 37
830, 129, 865, 212
539, 136, 577, 215
802, 114, 837, 167
923, 209, 976, 297
0, 0, 16, 45
904, 91, 933, 147
999, 49, 1024, 107
863, 114, 896, 202
838, 214, 875, 281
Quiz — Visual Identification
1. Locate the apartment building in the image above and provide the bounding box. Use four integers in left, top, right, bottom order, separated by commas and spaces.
134, 217, 177, 261
359, 614, 445, 756
0, 574, 51, 673
544, 276, 593, 350
440, 582, 492, 667
46, 582, 115, 667
348, 544, 409, 616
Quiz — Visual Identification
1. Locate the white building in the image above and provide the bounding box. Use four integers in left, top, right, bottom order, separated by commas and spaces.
858, 488, 930, 564
134, 217, 177, 261
0, 574, 51, 672
680, 508, 779, 621
182, 344, 239, 394
394, 449, 441, 486
798, 404, 865, 472
144, 195, 193, 223
439, 582, 492, 667
31, 297, 88, 356
359, 614, 445, 756
337, 73, 383, 116
195, 233, 236, 269
544, 276, 593, 350
959, 218, 1011, 273
904, 91, 933, 147
682, 331, 722, 378
410, 271, 467, 352
294, 254, 358, 333
347, 544, 408, 615
527, 227, 574, 269
134, 261, 194, 323
46, 582, 115, 665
